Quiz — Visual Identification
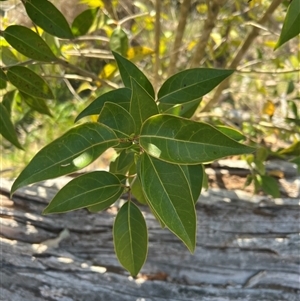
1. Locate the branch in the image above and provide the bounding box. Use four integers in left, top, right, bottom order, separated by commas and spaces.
190, 0, 227, 68
200, 0, 283, 112
167, 0, 191, 76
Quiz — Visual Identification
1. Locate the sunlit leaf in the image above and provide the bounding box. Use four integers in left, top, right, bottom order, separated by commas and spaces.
130, 78, 158, 133
7, 66, 54, 99
43, 171, 122, 214
4, 25, 56, 62
138, 153, 196, 252
127, 46, 154, 61
75, 88, 131, 122
275, 0, 300, 50
158, 68, 234, 104
113, 201, 148, 276
20, 92, 52, 117
11, 122, 119, 194
1, 46, 19, 65
113, 51, 155, 98
98, 102, 136, 138
0, 102, 23, 149
110, 27, 129, 57
140, 115, 254, 164
72, 8, 99, 37
25, 0, 74, 39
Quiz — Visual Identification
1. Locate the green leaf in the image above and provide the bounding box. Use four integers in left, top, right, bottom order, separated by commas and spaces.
98, 102, 136, 138
43, 171, 122, 214
25, 0, 74, 39
275, 0, 300, 50
11, 122, 119, 194
7, 66, 54, 99
0, 68, 7, 89
110, 27, 129, 57
138, 153, 196, 252
1, 46, 19, 65
130, 78, 158, 133
88, 174, 126, 213
215, 125, 245, 141
257, 175, 280, 198
72, 8, 98, 37
179, 164, 204, 203
75, 88, 131, 122
158, 68, 234, 104
112, 51, 155, 98
113, 201, 148, 276
0, 102, 23, 149
109, 150, 134, 174
4, 25, 56, 62
140, 114, 254, 165
159, 98, 202, 118
131, 176, 147, 205
290, 156, 300, 173
279, 141, 300, 156
20, 92, 52, 117
2, 90, 16, 116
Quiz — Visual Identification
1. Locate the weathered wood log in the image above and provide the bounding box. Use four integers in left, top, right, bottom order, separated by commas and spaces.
1, 177, 299, 301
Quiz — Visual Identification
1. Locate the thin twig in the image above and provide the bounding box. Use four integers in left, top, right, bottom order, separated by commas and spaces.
236, 68, 300, 74
119, 12, 149, 26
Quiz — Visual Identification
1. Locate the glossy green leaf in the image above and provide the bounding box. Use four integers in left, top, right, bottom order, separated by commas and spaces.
140, 115, 254, 165
20, 92, 52, 117
110, 150, 134, 174
110, 27, 129, 57
258, 175, 280, 198
130, 78, 158, 133
75, 88, 131, 122
275, 0, 300, 50
113, 201, 148, 276
0, 102, 23, 149
215, 125, 245, 141
279, 141, 300, 156
158, 68, 234, 104
4, 25, 56, 62
112, 51, 155, 98
138, 153, 196, 252
7, 66, 54, 99
159, 98, 202, 118
25, 0, 74, 39
72, 8, 98, 37
43, 171, 122, 214
11, 122, 119, 194
98, 102, 135, 138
